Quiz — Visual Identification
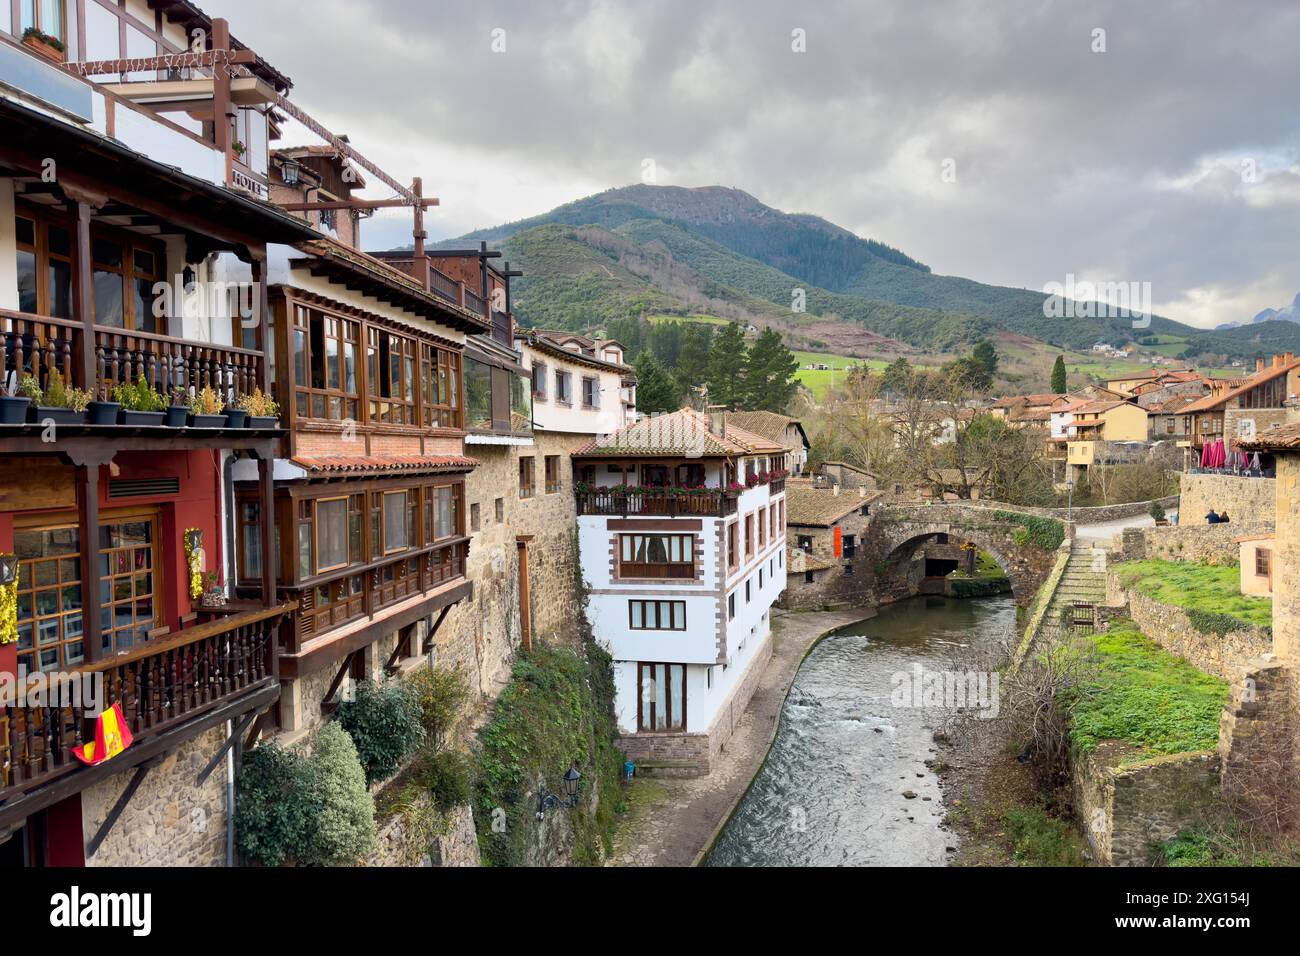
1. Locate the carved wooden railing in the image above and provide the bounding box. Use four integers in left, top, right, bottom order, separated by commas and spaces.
0, 310, 81, 392
0, 310, 265, 405
575, 489, 736, 517
463, 288, 486, 317
0, 604, 289, 799
94, 327, 263, 403
429, 267, 460, 305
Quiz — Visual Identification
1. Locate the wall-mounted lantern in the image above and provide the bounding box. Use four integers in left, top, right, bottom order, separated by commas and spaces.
536, 762, 583, 820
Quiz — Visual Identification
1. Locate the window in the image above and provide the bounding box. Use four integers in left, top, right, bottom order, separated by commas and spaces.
15, 206, 73, 320
582, 376, 599, 408
798, 535, 812, 553
728, 593, 735, 620
495, 498, 504, 521
519, 457, 535, 498
315, 497, 350, 572
640, 465, 670, 487
367, 326, 417, 425
759, 568, 764, 589
14, 524, 82, 672
675, 463, 705, 487
470, 503, 481, 532
758, 507, 766, 547
843, 534, 856, 559
745, 579, 751, 603
531, 361, 547, 399
638, 663, 685, 732
19, 0, 64, 43
545, 456, 561, 494
844, 563, 854, 575
465, 356, 494, 430
727, 522, 739, 570
629, 600, 686, 630
292, 305, 359, 421
98, 517, 162, 656
420, 342, 463, 429
770, 506, 778, 539
424, 484, 460, 541
619, 534, 695, 579
383, 492, 409, 553
745, 514, 754, 558
804, 570, 814, 584
238, 500, 262, 584
1256, 548, 1272, 577
555, 370, 572, 404
90, 236, 164, 332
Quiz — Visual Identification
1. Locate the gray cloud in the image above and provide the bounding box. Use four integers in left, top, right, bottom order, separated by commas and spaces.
221, 0, 1300, 327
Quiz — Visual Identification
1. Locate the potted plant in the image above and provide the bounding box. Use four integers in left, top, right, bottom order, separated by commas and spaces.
187, 385, 226, 428
20, 374, 91, 425
1149, 499, 1169, 526
163, 388, 189, 427
21, 28, 66, 64
0, 375, 31, 425
234, 388, 280, 428
199, 571, 224, 608
112, 377, 166, 426
232, 141, 247, 161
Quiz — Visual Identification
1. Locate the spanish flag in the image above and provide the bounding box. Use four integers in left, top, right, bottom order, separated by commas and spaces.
73, 703, 134, 766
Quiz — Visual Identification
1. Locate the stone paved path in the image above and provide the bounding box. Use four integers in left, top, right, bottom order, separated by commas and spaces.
606, 606, 876, 867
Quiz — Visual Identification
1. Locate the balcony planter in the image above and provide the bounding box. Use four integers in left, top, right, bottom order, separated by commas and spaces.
224, 409, 249, 429
88, 401, 121, 426
22, 31, 66, 64
164, 405, 189, 428
29, 406, 84, 426
246, 415, 278, 429
120, 409, 165, 427
0, 396, 30, 425
189, 413, 226, 428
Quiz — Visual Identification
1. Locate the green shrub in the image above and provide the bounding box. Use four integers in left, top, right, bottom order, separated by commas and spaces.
406, 665, 470, 744
417, 749, 475, 813
235, 742, 313, 867
235, 722, 376, 866
112, 377, 166, 412
1149, 500, 1166, 522
1003, 806, 1086, 866
1114, 560, 1271, 631
993, 511, 1065, 551
302, 721, 377, 865
337, 679, 425, 784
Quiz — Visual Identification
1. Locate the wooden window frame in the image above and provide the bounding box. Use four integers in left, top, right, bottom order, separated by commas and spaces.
581, 375, 598, 409
544, 455, 561, 494
367, 325, 418, 426
518, 456, 535, 499
727, 521, 739, 570
555, 369, 572, 405
636, 661, 687, 733
531, 360, 548, 401
292, 304, 361, 423
628, 600, 687, 631
1256, 548, 1271, 578
313, 495, 351, 574
618, 533, 696, 580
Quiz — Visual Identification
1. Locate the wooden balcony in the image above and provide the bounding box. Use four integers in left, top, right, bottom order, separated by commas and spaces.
1, 309, 265, 404
575, 489, 737, 517
0, 604, 289, 807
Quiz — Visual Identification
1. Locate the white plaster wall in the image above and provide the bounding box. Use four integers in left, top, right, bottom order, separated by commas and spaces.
0, 179, 16, 311
524, 345, 625, 435
102, 94, 225, 187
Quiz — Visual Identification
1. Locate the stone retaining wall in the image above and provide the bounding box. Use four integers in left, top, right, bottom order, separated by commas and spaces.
959, 495, 1179, 524
1115, 523, 1270, 567
1179, 474, 1276, 527
1073, 741, 1222, 866
1106, 571, 1272, 683
365, 797, 480, 867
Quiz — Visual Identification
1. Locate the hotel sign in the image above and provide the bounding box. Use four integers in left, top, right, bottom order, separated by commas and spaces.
230, 168, 269, 200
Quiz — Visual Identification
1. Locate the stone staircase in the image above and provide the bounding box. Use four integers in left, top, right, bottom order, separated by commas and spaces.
1045, 542, 1108, 628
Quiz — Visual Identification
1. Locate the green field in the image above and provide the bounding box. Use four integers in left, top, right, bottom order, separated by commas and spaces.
791, 350, 890, 400
645, 313, 731, 326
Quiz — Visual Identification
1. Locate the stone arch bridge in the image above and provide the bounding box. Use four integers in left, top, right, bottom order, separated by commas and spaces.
866, 502, 1072, 607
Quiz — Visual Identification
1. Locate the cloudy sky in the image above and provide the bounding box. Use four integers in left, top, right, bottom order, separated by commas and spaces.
221, 0, 1300, 329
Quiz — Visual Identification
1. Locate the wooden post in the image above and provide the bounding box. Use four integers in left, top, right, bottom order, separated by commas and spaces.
212, 19, 234, 188
258, 455, 276, 609
516, 537, 533, 652
251, 255, 270, 394
77, 462, 103, 663
412, 178, 429, 291
70, 201, 94, 394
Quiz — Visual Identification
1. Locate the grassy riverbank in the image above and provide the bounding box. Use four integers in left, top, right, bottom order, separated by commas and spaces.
1113, 560, 1272, 631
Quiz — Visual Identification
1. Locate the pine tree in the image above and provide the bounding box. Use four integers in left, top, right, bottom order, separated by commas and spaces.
673, 323, 714, 399
742, 328, 800, 411
1051, 355, 1068, 393
972, 339, 999, 380
634, 351, 680, 414
705, 322, 748, 408
883, 357, 914, 396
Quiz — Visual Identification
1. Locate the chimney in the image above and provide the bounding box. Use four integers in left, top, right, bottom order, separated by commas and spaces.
1257, 358, 1266, 372
1287, 352, 1295, 365
1274, 354, 1284, 369
706, 405, 726, 436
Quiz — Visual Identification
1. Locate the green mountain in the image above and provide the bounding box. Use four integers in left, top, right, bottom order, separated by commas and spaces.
451, 184, 1300, 361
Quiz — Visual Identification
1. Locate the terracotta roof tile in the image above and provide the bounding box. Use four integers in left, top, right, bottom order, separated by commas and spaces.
292, 455, 479, 476
786, 482, 881, 527
1239, 422, 1300, 451
572, 408, 785, 458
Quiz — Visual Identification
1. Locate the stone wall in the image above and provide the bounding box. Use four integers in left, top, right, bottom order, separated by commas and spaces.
1179, 474, 1276, 527
436, 433, 581, 723
1073, 742, 1223, 866
83, 726, 229, 867
961, 495, 1179, 524
1106, 572, 1272, 683
781, 514, 877, 611
1218, 658, 1298, 830
1115, 523, 1269, 567
365, 797, 480, 867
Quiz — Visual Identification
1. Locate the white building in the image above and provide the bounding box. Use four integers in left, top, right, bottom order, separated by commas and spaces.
572, 408, 789, 776
516, 329, 637, 434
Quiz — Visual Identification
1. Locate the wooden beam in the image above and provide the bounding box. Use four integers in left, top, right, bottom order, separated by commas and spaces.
85, 757, 163, 859
70, 200, 95, 393
195, 711, 258, 786
76, 462, 103, 663
276, 198, 436, 212
258, 457, 277, 609
422, 603, 452, 654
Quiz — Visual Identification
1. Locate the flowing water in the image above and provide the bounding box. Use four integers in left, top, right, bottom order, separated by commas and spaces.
706, 595, 1017, 867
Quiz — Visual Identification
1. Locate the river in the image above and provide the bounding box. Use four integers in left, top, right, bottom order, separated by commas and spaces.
705, 595, 1017, 867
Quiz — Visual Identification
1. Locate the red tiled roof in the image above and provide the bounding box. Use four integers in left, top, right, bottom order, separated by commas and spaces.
292, 455, 479, 476
572, 407, 786, 457
1182, 358, 1300, 413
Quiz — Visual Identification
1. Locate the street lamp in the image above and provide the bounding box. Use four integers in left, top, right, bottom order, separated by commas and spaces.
536, 763, 583, 820
1065, 479, 1075, 523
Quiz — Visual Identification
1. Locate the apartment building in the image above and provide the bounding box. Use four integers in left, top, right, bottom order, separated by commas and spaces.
571, 408, 788, 776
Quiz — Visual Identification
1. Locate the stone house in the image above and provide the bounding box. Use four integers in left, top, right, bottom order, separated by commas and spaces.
1180, 353, 1300, 457
1236, 534, 1274, 597
782, 479, 880, 610
726, 410, 811, 476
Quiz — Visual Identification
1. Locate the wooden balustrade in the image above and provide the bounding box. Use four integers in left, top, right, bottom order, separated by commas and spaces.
94, 327, 263, 403
0, 605, 287, 799
428, 268, 460, 305
575, 489, 735, 517
0, 310, 266, 404
0, 310, 81, 392
463, 288, 486, 317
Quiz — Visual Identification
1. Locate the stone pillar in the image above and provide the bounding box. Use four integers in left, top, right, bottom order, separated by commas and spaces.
1273, 455, 1300, 662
